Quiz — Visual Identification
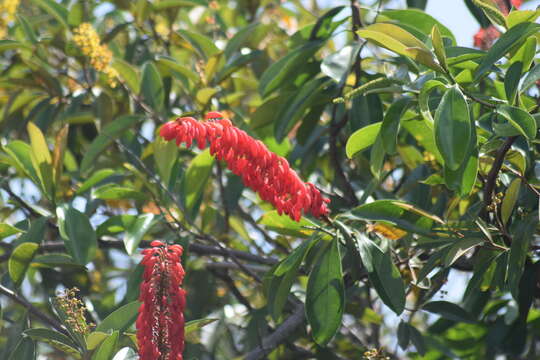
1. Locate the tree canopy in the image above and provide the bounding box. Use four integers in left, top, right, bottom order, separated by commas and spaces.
0, 0, 540, 359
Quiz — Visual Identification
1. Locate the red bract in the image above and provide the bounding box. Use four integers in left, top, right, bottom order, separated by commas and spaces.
136, 240, 186, 360
159, 112, 330, 221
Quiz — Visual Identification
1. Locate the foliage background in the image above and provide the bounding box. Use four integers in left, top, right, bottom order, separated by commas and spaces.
0, 0, 540, 359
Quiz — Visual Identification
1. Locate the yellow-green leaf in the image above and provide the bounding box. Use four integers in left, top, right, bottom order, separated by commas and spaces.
27, 122, 54, 198
501, 178, 521, 225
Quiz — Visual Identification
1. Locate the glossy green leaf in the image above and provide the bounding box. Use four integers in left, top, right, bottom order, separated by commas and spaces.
56, 206, 97, 265
431, 25, 447, 69
93, 184, 147, 202
521, 63, 540, 92
501, 178, 521, 225
9, 242, 39, 287
17, 15, 38, 44
3, 141, 39, 183
123, 214, 155, 255
259, 41, 322, 97
91, 331, 118, 360
443, 238, 484, 267
306, 238, 344, 346
0, 223, 24, 240
434, 85, 471, 170
397, 321, 410, 350
24, 328, 80, 358
275, 236, 318, 276
507, 9, 540, 28
8, 336, 35, 360
76, 169, 116, 194
275, 77, 331, 141
504, 61, 522, 105
183, 149, 214, 219
356, 234, 405, 315
156, 55, 199, 83
380, 9, 455, 44
27, 122, 54, 198
508, 214, 537, 300
349, 200, 441, 234
409, 324, 426, 355
345, 122, 382, 158
86, 332, 109, 350
31, 0, 69, 28
31, 253, 84, 269
80, 115, 142, 173
140, 62, 164, 112
495, 105, 536, 140
472, 0, 507, 28
95, 301, 140, 333
422, 301, 476, 323
112, 59, 140, 92
177, 29, 219, 60
380, 97, 411, 155
258, 210, 315, 237
475, 22, 540, 80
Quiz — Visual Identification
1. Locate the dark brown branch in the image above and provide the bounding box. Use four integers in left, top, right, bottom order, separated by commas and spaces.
244, 304, 306, 360
482, 136, 517, 214
0, 284, 69, 337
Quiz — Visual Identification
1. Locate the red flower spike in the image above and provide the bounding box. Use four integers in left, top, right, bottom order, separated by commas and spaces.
158, 113, 330, 221
136, 242, 186, 360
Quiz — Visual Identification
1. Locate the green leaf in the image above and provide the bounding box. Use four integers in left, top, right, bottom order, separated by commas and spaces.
27, 122, 54, 199
501, 178, 521, 225
495, 105, 536, 140
349, 200, 441, 234
444, 148, 479, 195
356, 234, 405, 315
24, 328, 80, 358
9, 336, 35, 360
91, 331, 118, 360
408, 324, 426, 355
422, 301, 476, 323
112, 59, 140, 92
95, 301, 140, 333
259, 41, 322, 97
434, 85, 471, 171
140, 62, 164, 112
306, 238, 345, 346
275, 236, 318, 276
67, 1, 84, 27
86, 332, 109, 350
380, 98, 411, 155
507, 9, 540, 29
31, 253, 84, 269
16, 15, 38, 44
472, 0, 507, 28
9, 242, 39, 287
474, 22, 540, 80
182, 149, 214, 219
520, 60, 540, 92
93, 184, 147, 202
274, 77, 331, 141
0, 39, 29, 52
397, 320, 410, 350
156, 56, 199, 83
185, 318, 219, 334
177, 29, 219, 60
357, 23, 444, 72
224, 22, 260, 59
504, 61, 522, 105
431, 25, 448, 69
370, 134, 385, 178
76, 169, 116, 194
152, 0, 206, 10
80, 115, 142, 173
345, 122, 382, 158
3, 141, 39, 183
443, 238, 484, 267
56, 206, 97, 265
0, 223, 24, 240
31, 0, 69, 28
508, 214, 537, 300
381, 9, 455, 44
258, 210, 315, 237
123, 214, 155, 255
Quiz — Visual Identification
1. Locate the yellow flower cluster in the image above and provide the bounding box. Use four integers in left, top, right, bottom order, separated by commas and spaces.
0, 0, 20, 38
73, 23, 118, 87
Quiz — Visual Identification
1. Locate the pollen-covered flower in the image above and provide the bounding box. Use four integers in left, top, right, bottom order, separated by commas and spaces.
137, 241, 186, 360
159, 112, 330, 221
73, 23, 118, 87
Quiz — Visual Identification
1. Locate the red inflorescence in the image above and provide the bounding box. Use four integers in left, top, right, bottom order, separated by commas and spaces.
159, 112, 330, 222
137, 240, 186, 360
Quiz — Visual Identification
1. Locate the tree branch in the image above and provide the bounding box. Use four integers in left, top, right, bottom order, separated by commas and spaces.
0, 284, 69, 337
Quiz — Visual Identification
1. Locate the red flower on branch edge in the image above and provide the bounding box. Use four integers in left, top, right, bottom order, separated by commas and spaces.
137, 240, 186, 360
159, 112, 330, 222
